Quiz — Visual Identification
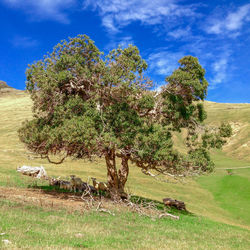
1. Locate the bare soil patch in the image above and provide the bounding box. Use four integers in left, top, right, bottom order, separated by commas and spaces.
0, 186, 94, 212
0, 186, 180, 220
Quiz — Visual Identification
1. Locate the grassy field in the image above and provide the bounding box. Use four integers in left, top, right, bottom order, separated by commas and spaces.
0, 89, 249, 249
204, 101, 250, 162
0, 199, 249, 249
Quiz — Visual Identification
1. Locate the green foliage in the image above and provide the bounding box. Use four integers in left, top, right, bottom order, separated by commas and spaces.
166, 56, 208, 101
219, 122, 233, 137
188, 147, 215, 172
161, 56, 208, 131
19, 35, 231, 188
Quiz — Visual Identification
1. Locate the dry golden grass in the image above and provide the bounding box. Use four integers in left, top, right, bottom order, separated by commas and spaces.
204, 101, 250, 161
0, 91, 249, 226
0, 90, 249, 249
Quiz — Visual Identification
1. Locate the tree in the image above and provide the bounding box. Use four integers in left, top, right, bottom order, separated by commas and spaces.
19, 35, 232, 199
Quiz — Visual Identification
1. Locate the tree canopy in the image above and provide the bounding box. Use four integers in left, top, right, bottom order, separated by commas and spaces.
19, 35, 232, 199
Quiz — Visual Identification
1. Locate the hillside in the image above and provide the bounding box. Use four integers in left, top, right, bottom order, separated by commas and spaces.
0, 80, 22, 95
0, 80, 11, 89
204, 101, 250, 162
0, 88, 249, 248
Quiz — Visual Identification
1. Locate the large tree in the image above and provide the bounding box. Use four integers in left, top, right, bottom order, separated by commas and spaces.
19, 35, 231, 199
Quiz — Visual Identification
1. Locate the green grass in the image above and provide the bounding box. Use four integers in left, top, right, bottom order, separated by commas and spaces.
197, 151, 250, 228
0, 199, 249, 249
211, 150, 250, 169
0, 91, 250, 248
199, 174, 250, 226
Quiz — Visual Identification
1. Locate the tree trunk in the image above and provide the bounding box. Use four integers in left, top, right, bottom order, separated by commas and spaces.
105, 150, 129, 200
118, 156, 129, 195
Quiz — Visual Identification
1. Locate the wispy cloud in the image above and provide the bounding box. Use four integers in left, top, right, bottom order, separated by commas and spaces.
147, 44, 232, 91
83, 0, 197, 33
167, 26, 192, 39
145, 49, 186, 91
105, 36, 134, 51
147, 50, 184, 76
209, 54, 230, 89
2, 0, 76, 23
186, 43, 232, 89
206, 4, 250, 36
11, 36, 38, 48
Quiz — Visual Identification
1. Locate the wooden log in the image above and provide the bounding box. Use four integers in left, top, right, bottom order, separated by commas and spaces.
163, 198, 186, 210
17, 166, 48, 179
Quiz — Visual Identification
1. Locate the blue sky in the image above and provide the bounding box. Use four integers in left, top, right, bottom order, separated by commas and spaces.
0, 0, 249, 103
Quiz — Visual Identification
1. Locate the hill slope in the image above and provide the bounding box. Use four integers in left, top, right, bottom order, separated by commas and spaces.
0, 89, 249, 248
204, 101, 250, 161
0, 80, 22, 95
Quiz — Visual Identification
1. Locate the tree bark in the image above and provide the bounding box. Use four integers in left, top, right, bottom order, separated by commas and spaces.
118, 157, 129, 192
105, 150, 129, 200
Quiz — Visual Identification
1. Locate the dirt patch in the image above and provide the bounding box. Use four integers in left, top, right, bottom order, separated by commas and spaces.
0, 186, 99, 212
0, 186, 174, 220
230, 122, 245, 136
0, 186, 144, 215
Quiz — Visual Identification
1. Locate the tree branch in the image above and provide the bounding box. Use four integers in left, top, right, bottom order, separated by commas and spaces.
43, 154, 68, 165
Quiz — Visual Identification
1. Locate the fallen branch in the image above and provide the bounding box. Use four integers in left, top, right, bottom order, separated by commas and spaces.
17, 166, 48, 179
158, 213, 179, 220
97, 208, 115, 216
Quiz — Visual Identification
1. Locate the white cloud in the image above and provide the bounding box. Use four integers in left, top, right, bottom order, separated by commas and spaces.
206, 4, 250, 36
168, 26, 192, 39
147, 46, 232, 91
11, 36, 38, 48
105, 36, 134, 51
83, 0, 197, 33
185, 41, 232, 89
146, 50, 185, 92
2, 0, 76, 23
102, 15, 119, 33
209, 53, 230, 89
154, 81, 166, 92
147, 50, 184, 76
211, 58, 228, 83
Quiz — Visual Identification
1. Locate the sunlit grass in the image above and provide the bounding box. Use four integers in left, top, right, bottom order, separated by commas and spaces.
199, 174, 250, 226
0, 199, 249, 249
0, 90, 250, 248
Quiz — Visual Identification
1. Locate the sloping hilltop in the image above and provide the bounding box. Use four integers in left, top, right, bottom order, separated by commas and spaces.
172, 101, 250, 162
0, 86, 249, 249
0, 81, 11, 89
0, 80, 19, 94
